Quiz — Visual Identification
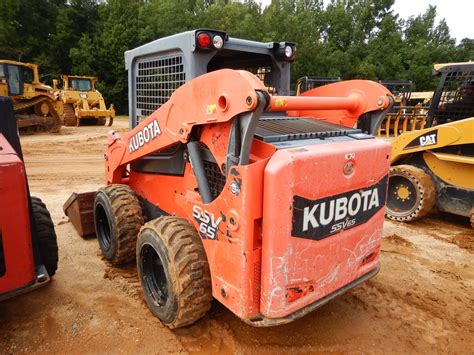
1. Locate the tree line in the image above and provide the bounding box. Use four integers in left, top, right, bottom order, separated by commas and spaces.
1, 0, 472, 113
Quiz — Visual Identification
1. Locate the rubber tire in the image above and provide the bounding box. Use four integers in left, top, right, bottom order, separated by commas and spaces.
31, 196, 58, 276
63, 104, 77, 126
137, 216, 212, 329
94, 184, 144, 265
386, 165, 436, 222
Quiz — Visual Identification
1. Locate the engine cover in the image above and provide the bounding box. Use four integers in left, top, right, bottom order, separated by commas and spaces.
260, 137, 390, 318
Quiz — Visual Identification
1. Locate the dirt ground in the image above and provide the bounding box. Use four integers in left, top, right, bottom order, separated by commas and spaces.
1, 120, 473, 354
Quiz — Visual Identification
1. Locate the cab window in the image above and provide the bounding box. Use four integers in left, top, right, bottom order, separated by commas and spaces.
70, 78, 92, 91
6, 65, 22, 95
0, 64, 5, 77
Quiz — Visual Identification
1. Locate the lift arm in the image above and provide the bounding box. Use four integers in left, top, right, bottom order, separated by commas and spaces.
105, 70, 394, 184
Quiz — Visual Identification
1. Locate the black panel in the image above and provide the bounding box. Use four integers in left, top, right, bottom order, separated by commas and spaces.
130, 144, 186, 175
0, 97, 22, 158
136, 195, 169, 221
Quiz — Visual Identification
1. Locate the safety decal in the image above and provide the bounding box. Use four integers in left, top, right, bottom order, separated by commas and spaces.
291, 176, 388, 240
404, 129, 438, 150
129, 119, 161, 153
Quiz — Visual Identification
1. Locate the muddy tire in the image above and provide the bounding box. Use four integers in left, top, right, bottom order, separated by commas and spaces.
63, 104, 77, 126
386, 165, 436, 222
31, 196, 58, 276
137, 216, 212, 329
94, 184, 144, 265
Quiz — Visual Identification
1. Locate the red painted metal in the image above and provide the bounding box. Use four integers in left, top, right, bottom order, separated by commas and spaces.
0, 134, 35, 295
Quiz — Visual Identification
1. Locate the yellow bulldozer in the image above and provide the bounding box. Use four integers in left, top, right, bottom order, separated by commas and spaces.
0, 60, 63, 133
384, 62, 474, 226
54, 75, 114, 126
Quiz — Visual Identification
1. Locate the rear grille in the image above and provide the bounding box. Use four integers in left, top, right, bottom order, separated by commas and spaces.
255, 116, 361, 143
135, 55, 185, 123
203, 160, 226, 199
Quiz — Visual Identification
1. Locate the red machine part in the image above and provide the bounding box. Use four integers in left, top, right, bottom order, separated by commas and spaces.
106, 69, 393, 323
0, 134, 36, 296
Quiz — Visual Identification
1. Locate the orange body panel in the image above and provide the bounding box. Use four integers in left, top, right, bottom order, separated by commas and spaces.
287, 80, 393, 128
105, 69, 393, 324
261, 139, 390, 318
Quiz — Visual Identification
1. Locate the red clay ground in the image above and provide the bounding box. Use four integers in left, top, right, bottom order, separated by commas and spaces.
1, 121, 473, 353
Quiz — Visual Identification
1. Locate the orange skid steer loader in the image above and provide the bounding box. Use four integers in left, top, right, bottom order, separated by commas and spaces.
65, 30, 393, 328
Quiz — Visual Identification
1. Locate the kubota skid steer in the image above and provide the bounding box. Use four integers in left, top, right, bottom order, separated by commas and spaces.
65, 30, 393, 328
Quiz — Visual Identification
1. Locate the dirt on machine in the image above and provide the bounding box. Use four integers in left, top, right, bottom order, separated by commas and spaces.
65, 29, 394, 329
55, 75, 114, 127
0, 60, 63, 133
0, 97, 59, 301
383, 62, 474, 226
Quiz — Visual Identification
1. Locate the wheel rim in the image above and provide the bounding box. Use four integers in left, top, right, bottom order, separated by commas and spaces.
95, 202, 112, 251
387, 174, 419, 216
141, 243, 168, 307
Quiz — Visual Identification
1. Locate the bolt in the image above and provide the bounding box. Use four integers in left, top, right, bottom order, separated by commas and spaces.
221, 288, 227, 297
230, 217, 235, 225
377, 99, 383, 106
246, 96, 253, 105
179, 128, 185, 135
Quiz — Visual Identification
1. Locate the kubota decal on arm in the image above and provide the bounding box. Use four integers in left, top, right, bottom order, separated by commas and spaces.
292, 176, 388, 240
129, 119, 161, 153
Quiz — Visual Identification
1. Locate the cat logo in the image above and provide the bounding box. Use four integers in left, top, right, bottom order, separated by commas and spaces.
404, 130, 438, 150
419, 134, 437, 146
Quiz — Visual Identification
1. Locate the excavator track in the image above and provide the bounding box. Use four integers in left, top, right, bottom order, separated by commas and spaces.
14, 96, 61, 134
63, 104, 78, 126
13, 96, 50, 113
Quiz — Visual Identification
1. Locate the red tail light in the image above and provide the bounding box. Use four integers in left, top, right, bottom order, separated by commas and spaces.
197, 33, 212, 48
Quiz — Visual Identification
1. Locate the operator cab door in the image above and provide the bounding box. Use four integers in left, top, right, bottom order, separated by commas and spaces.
4, 65, 24, 96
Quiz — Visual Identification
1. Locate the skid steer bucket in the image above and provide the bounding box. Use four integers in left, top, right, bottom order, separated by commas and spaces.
63, 192, 96, 238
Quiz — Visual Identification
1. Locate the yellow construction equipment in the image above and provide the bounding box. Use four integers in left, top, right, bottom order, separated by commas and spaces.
54, 75, 114, 126
385, 62, 474, 226
378, 62, 474, 138
0, 60, 63, 133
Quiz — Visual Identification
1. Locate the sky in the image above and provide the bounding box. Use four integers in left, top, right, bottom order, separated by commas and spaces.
392, 0, 472, 41
258, 0, 473, 42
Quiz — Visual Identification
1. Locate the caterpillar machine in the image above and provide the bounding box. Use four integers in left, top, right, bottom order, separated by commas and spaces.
0, 97, 58, 300
0, 60, 62, 133
54, 75, 114, 127
65, 30, 394, 328
385, 62, 474, 226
